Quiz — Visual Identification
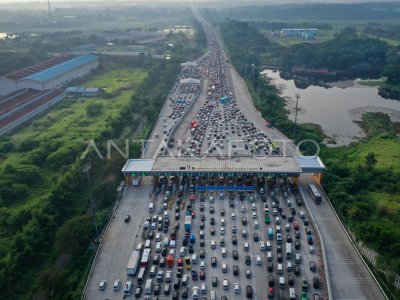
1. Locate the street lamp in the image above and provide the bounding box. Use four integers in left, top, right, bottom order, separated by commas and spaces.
83, 162, 99, 240
293, 93, 301, 137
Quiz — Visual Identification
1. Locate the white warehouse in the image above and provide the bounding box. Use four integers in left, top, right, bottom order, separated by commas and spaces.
0, 54, 99, 96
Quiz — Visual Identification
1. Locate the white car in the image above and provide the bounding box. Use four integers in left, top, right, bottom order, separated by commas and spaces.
231, 212, 236, 219
232, 225, 237, 233
192, 286, 199, 299
166, 270, 172, 282
220, 227, 225, 235
252, 212, 257, 219
200, 261, 206, 270
211, 240, 216, 249
241, 206, 246, 213
222, 262, 228, 273
99, 280, 106, 291
113, 279, 121, 291
259, 241, 266, 251
201, 283, 206, 294
256, 255, 262, 265
223, 278, 229, 290
234, 283, 240, 294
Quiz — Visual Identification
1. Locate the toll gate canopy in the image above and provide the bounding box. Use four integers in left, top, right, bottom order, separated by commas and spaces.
121, 155, 325, 178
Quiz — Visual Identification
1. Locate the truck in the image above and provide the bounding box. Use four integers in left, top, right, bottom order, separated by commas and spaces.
184, 216, 192, 232
140, 248, 151, 267
127, 250, 141, 276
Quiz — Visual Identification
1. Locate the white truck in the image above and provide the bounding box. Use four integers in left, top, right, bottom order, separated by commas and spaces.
126, 250, 140, 276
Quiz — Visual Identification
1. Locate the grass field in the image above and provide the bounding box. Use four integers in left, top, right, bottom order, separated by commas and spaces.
1, 68, 147, 199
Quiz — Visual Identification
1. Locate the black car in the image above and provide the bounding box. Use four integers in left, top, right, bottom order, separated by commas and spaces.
294, 265, 301, 276
288, 274, 295, 286
295, 240, 301, 250
199, 249, 205, 259
189, 244, 194, 254
233, 265, 239, 276
229, 200, 234, 208
210, 206, 215, 214
210, 218, 215, 225
220, 209, 225, 216
200, 239, 205, 247
153, 255, 160, 265
148, 231, 155, 240
172, 290, 179, 300
135, 287, 142, 298
200, 222, 205, 229
183, 238, 188, 246
245, 255, 251, 265
211, 256, 217, 267
232, 235, 238, 245
253, 233, 259, 242
154, 284, 161, 295
124, 215, 131, 222
210, 227, 215, 235
268, 262, 273, 272
232, 250, 239, 260
182, 287, 189, 298
201, 214, 206, 222
212, 277, 218, 287
164, 283, 171, 295
268, 275, 274, 287
246, 285, 253, 298
277, 253, 282, 263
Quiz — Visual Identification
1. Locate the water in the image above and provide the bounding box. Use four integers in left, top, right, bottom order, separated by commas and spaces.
262, 69, 400, 146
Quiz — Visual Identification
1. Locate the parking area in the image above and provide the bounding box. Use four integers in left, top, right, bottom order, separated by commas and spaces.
109, 176, 323, 299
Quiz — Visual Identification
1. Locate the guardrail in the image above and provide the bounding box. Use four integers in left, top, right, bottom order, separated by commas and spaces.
317, 183, 389, 300
80, 189, 123, 300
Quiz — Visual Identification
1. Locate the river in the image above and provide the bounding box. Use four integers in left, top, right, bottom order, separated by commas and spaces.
262, 69, 400, 146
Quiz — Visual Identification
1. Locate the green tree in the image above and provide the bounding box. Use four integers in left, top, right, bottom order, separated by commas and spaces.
365, 152, 377, 168
55, 215, 95, 257
86, 103, 103, 117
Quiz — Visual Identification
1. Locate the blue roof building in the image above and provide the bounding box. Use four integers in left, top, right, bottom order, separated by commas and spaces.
0, 54, 99, 96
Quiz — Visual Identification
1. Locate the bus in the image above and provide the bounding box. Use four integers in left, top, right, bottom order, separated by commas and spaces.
308, 184, 321, 204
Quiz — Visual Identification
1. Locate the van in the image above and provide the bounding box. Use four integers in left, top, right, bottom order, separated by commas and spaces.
267, 251, 272, 262
278, 263, 283, 274
145, 278, 153, 295
287, 261, 292, 272
221, 247, 227, 257
289, 288, 296, 300
137, 267, 146, 284
163, 237, 169, 247
266, 241, 271, 250
145, 239, 151, 249
279, 276, 285, 289
143, 221, 150, 229
192, 254, 197, 264
123, 281, 133, 297
254, 220, 259, 229
149, 202, 154, 213
210, 290, 217, 300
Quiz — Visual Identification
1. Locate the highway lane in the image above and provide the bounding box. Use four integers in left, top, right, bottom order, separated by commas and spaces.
299, 174, 385, 299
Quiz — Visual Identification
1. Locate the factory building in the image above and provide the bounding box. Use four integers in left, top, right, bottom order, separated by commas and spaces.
0, 54, 99, 96
280, 28, 318, 39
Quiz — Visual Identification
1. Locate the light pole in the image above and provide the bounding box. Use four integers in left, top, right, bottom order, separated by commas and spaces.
293, 93, 300, 137
83, 162, 99, 240
251, 63, 255, 82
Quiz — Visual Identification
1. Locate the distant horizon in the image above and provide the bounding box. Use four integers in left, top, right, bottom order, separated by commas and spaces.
0, 0, 396, 4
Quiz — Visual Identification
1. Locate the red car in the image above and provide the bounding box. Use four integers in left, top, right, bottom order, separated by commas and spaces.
191, 211, 196, 218
177, 258, 183, 267
293, 222, 299, 230
200, 271, 205, 280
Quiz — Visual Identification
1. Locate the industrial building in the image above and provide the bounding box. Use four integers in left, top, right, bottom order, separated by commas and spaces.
280, 28, 318, 39
66, 86, 100, 97
0, 54, 99, 96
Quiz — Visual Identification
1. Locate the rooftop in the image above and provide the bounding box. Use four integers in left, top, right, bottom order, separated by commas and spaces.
24, 54, 98, 83
3, 54, 77, 81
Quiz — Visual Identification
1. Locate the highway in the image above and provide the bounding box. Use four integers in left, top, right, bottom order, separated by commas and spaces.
83, 6, 386, 300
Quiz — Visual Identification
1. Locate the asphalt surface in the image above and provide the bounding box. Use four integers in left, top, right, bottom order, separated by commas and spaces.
84, 7, 386, 300
299, 175, 385, 299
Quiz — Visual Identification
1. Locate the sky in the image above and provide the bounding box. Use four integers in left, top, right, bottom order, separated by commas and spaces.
0, 0, 397, 3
